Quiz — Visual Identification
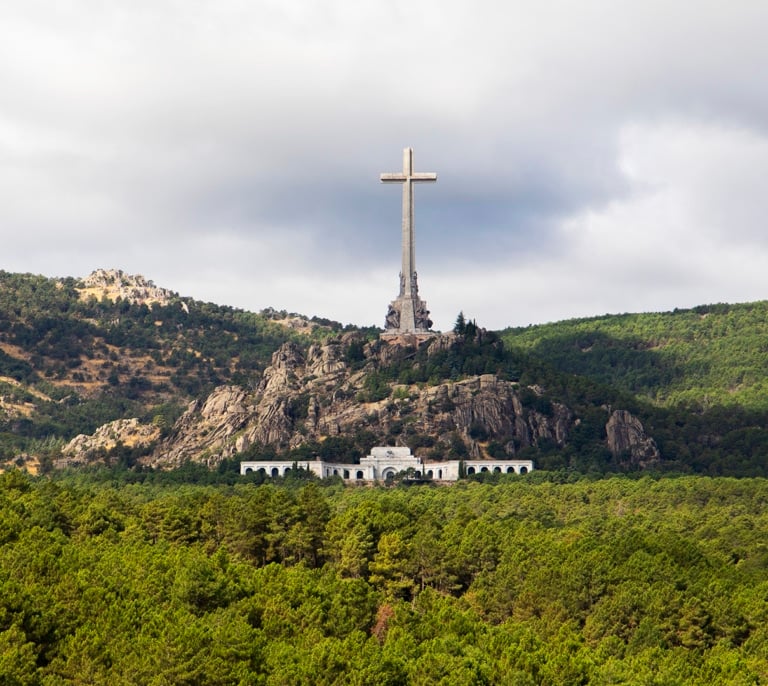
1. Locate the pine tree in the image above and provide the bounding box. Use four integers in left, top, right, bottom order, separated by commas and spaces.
453, 311, 466, 335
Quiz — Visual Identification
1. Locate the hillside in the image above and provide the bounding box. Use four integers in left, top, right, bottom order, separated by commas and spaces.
0, 270, 349, 471
2, 269, 768, 477
502, 302, 768, 410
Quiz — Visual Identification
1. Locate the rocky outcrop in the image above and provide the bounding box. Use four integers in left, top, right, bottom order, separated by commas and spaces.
62, 334, 661, 472
62, 418, 161, 465
77, 268, 177, 306
606, 410, 661, 468
148, 385, 253, 468
306, 340, 348, 377
143, 336, 576, 468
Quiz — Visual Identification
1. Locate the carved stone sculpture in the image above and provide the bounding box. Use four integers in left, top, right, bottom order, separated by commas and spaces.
385, 304, 401, 329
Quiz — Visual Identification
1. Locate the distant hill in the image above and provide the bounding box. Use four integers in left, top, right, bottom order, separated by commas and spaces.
2, 269, 768, 477
0, 269, 358, 471
501, 302, 768, 410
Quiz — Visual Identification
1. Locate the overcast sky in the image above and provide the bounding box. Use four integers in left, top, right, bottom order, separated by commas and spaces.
2, 1, 768, 331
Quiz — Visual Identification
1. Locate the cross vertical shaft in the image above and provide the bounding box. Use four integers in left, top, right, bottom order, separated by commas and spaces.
380, 148, 437, 333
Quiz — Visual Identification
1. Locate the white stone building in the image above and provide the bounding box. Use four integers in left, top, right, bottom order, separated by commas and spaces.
240, 446, 533, 482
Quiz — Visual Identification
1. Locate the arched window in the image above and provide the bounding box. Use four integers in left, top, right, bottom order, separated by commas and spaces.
506, 466, 514, 474
520, 466, 528, 474
356, 470, 364, 479
438, 469, 443, 479
493, 466, 501, 473
343, 469, 350, 479
427, 470, 433, 478
244, 467, 253, 474
271, 467, 279, 478
481, 467, 489, 473
467, 466, 476, 475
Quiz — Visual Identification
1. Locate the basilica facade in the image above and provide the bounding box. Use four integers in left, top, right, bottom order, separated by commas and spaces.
240, 446, 533, 482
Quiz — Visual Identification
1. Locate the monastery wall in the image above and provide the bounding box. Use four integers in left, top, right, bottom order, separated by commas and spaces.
240, 447, 533, 482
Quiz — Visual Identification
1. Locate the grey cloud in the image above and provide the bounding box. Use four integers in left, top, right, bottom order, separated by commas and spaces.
2, 1, 768, 329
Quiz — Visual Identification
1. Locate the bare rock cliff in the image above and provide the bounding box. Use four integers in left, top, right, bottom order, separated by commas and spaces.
62, 418, 161, 466
606, 409, 661, 468
145, 336, 574, 468
77, 268, 177, 306
62, 335, 663, 471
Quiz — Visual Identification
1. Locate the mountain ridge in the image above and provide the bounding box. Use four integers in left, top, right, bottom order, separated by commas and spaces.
1, 268, 767, 476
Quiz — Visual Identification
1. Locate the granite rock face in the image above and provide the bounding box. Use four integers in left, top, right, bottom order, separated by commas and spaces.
147, 386, 255, 469
77, 268, 177, 306
62, 335, 662, 470
62, 418, 161, 465
144, 335, 575, 468
605, 409, 661, 468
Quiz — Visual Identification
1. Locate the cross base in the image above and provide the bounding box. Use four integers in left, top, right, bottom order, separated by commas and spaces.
379, 331, 438, 346
384, 294, 433, 335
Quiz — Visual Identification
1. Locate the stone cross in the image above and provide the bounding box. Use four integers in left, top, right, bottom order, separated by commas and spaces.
381, 148, 437, 299
380, 148, 437, 333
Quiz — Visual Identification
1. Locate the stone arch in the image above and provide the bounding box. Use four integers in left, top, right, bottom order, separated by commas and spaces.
244, 467, 253, 474
520, 466, 528, 474
356, 470, 364, 480
438, 469, 443, 479
343, 469, 350, 479
382, 468, 397, 480
333, 469, 338, 476
506, 466, 514, 474
493, 466, 501, 473
481, 466, 489, 473
467, 466, 476, 475
271, 467, 279, 478
427, 470, 433, 478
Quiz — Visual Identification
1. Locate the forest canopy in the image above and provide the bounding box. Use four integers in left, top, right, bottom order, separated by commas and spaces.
1, 470, 766, 684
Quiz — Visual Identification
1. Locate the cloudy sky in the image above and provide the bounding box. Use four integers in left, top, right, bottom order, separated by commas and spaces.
2, 1, 767, 330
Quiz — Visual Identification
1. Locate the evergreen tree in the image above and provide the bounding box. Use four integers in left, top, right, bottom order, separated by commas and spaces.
453, 311, 466, 335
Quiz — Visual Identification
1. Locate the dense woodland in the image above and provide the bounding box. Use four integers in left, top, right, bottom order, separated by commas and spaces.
502, 302, 768, 411
1, 470, 767, 684
499, 302, 768, 476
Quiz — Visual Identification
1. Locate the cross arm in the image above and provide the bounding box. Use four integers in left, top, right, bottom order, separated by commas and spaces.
380, 173, 438, 183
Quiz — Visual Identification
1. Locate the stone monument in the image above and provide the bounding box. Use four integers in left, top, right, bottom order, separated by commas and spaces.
380, 148, 436, 336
